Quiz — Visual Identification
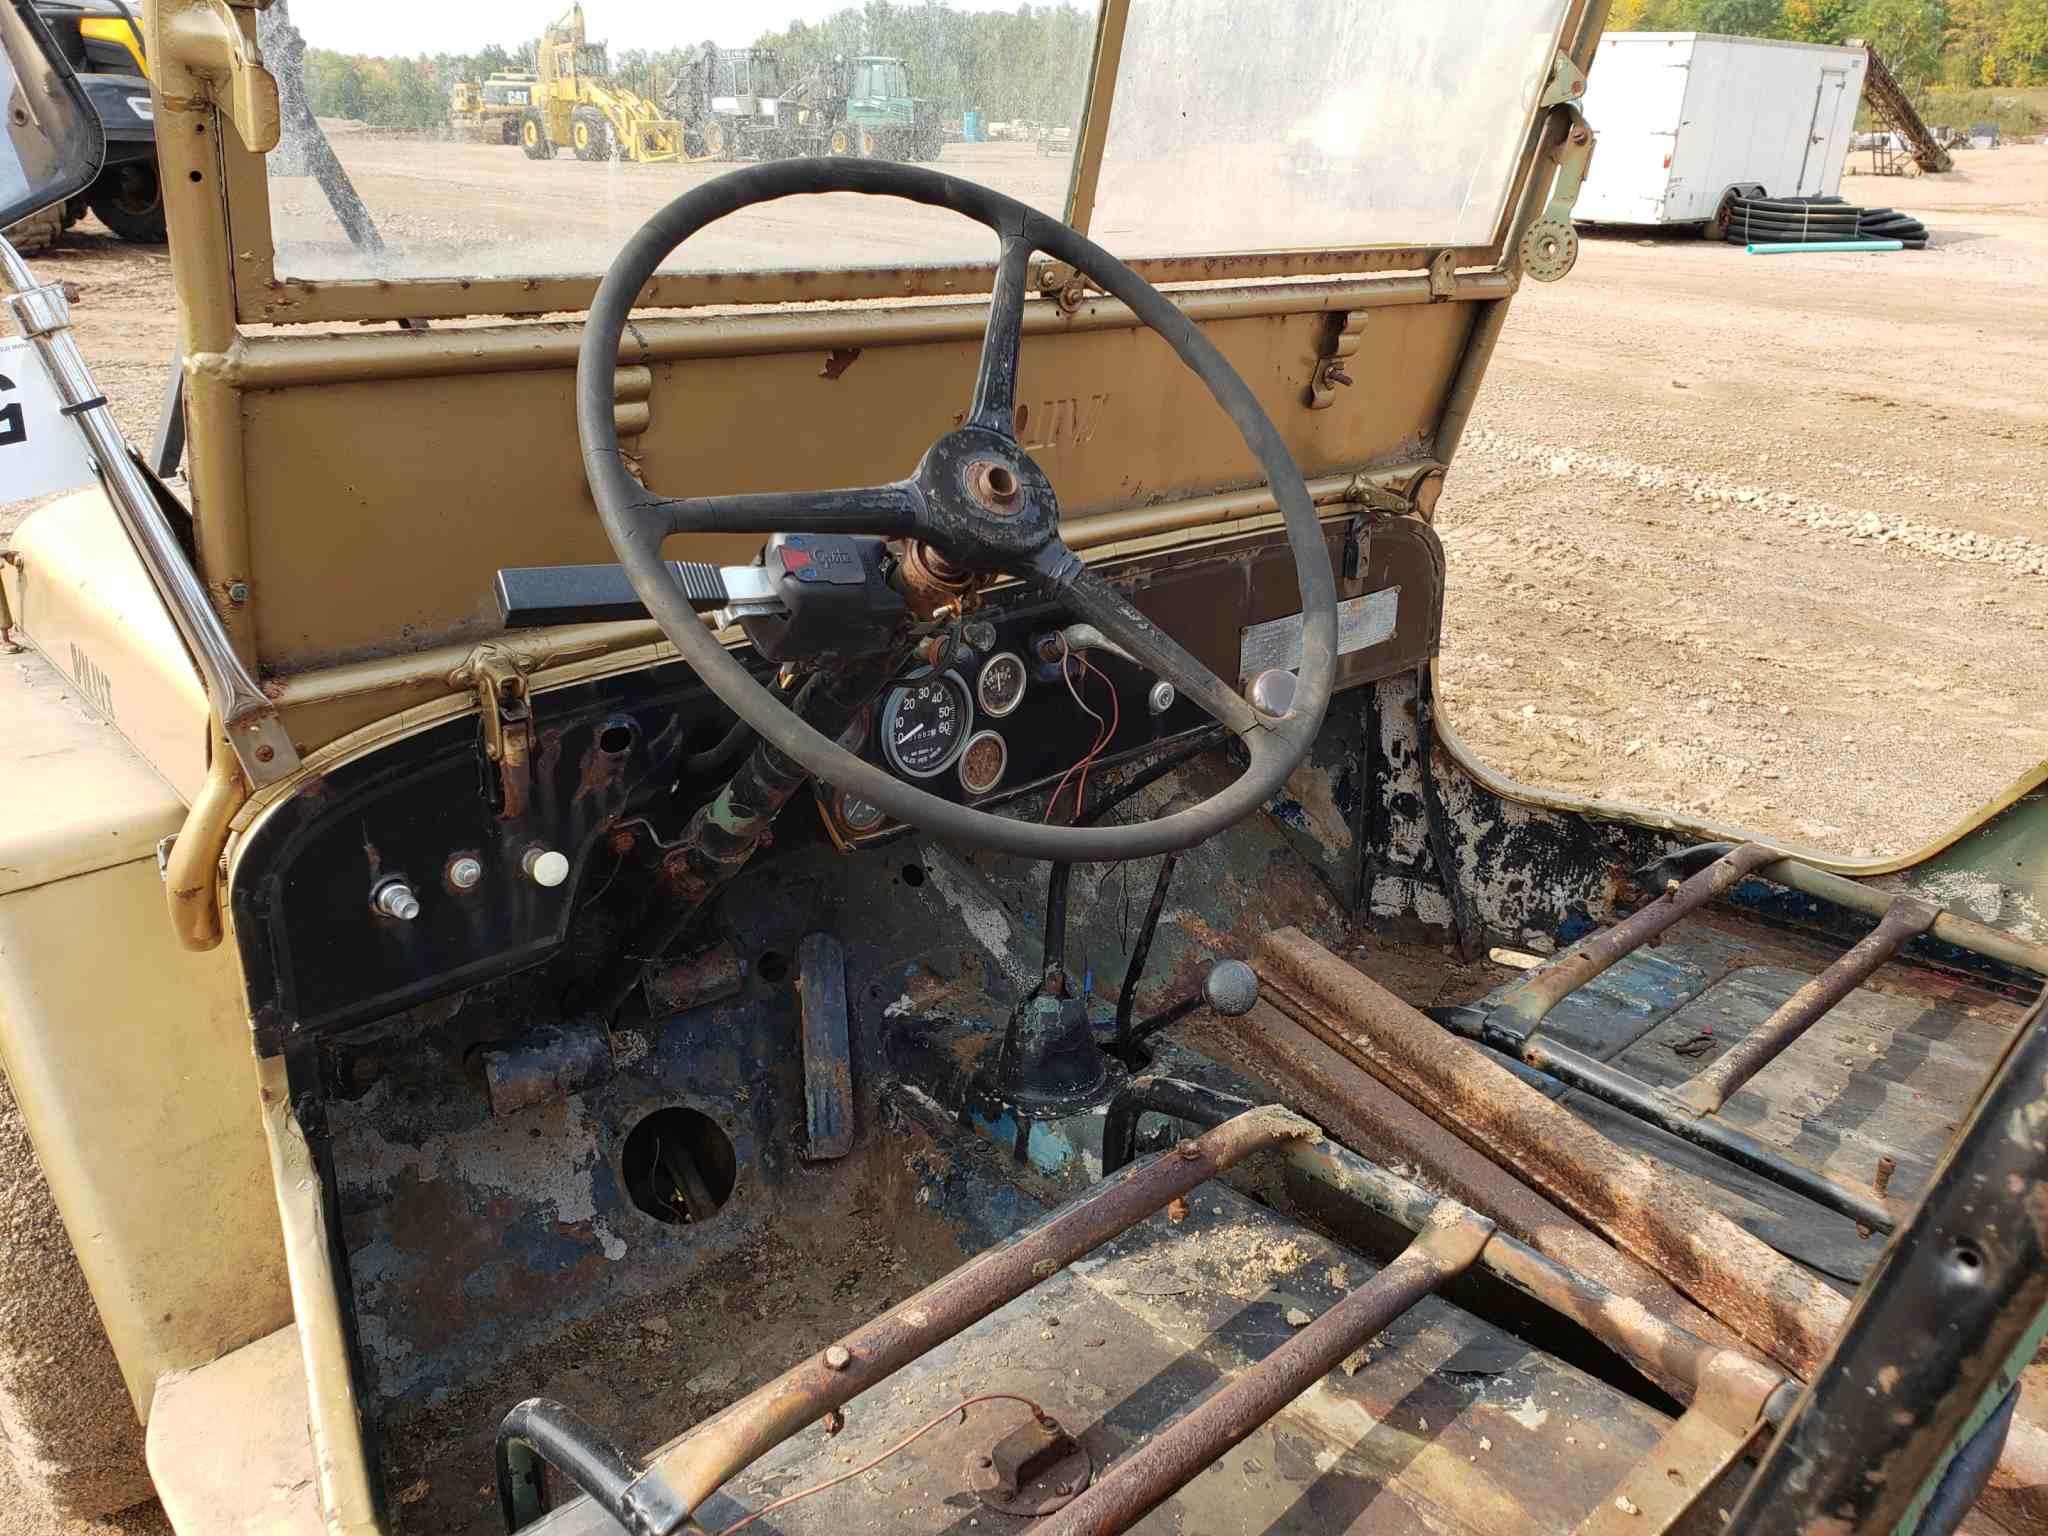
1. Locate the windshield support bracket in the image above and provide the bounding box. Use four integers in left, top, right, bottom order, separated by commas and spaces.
155, 0, 281, 154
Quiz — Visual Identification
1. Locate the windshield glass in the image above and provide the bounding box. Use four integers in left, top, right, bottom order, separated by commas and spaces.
1089, 0, 1573, 256
264, 0, 1569, 287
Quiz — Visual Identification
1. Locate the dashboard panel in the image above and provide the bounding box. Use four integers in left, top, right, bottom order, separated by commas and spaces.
229, 518, 1441, 1049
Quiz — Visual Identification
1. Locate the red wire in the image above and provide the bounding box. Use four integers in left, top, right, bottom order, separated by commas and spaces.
1043, 635, 1102, 822
1069, 650, 1120, 815
715, 1393, 1051, 1535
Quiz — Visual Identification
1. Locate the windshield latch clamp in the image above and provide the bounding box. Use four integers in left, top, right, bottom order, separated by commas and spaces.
454, 645, 536, 820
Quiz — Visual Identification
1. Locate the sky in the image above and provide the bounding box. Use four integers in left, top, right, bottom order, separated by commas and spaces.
291, 0, 1067, 55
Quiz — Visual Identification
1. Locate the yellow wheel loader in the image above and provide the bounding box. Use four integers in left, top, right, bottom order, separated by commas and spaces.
519, 4, 685, 164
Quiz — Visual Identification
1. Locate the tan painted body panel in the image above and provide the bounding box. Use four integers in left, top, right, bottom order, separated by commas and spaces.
4, 487, 211, 812
229, 294, 1471, 672
0, 641, 185, 895
0, 845, 290, 1416
146, 1326, 325, 1535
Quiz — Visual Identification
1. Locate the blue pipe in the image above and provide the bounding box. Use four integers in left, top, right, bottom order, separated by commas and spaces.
1746, 239, 1905, 254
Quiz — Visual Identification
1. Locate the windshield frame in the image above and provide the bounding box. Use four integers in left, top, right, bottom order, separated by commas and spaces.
222, 0, 1598, 327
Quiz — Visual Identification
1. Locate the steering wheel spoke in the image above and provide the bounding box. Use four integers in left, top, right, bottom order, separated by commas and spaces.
965, 233, 1035, 437
637, 480, 924, 541
1035, 549, 1262, 735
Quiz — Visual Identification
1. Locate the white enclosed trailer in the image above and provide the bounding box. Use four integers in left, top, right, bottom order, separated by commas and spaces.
1575, 33, 1868, 228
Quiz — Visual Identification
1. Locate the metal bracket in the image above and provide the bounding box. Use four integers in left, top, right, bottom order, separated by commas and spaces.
1034, 259, 1089, 314
1306, 310, 1368, 409
1342, 471, 1415, 518
1539, 49, 1589, 110
1572, 1351, 1779, 1535
1427, 250, 1458, 299
1520, 106, 1596, 284
453, 645, 535, 820
154, 0, 281, 154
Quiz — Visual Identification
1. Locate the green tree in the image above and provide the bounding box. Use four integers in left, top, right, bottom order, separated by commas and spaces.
1851, 0, 1948, 86
304, 48, 367, 119
1997, 0, 2048, 81
1783, 0, 1858, 40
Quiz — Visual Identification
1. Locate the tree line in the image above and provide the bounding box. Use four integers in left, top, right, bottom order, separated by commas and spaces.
297, 2, 1095, 133
1613, 0, 2048, 90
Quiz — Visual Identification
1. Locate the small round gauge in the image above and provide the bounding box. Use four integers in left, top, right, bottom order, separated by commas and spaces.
976, 651, 1028, 719
879, 671, 972, 780
837, 792, 888, 835
958, 730, 1008, 797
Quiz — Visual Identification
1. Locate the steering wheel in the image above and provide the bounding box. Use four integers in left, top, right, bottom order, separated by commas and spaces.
578, 159, 1336, 860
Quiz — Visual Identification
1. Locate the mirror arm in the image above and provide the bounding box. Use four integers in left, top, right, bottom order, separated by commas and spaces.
0, 237, 301, 788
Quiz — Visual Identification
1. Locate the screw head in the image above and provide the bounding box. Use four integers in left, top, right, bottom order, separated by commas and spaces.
227, 581, 250, 605
1147, 680, 1177, 715
372, 880, 421, 922
823, 1343, 852, 1371
447, 856, 484, 891
254, 743, 276, 764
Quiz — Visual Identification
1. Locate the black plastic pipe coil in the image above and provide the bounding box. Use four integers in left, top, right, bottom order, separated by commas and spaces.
1726, 193, 1928, 249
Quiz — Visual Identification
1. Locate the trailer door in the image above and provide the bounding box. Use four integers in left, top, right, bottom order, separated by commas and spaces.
1797, 68, 1850, 195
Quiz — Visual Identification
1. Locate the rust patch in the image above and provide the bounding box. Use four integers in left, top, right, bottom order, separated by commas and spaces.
644, 942, 745, 1016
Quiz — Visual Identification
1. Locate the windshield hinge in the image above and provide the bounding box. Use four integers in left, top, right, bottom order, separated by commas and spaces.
154, 0, 281, 153
453, 645, 535, 821
1539, 49, 1589, 111
1306, 311, 1368, 410
1519, 106, 1596, 284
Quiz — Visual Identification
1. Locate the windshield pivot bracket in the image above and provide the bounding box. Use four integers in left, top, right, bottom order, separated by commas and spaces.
1306, 311, 1368, 409
155, 0, 282, 154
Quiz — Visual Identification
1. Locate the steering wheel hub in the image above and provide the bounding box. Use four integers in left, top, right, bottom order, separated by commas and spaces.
965, 458, 1023, 516
575, 157, 1338, 859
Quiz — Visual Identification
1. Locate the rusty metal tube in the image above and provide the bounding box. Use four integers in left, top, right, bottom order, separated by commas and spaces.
1274, 1127, 1778, 1408
1035, 1215, 1492, 1536
1674, 896, 1939, 1116
1108, 1069, 1784, 1408
1254, 925, 1852, 1378
638, 1106, 1318, 1516
1487, 843, 1780, 1036
1760, 856, 2044, 975
1212, 1004, 1752, 1368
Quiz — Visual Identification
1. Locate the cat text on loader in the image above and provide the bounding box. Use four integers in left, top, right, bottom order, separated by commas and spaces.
518, 4, 685, 164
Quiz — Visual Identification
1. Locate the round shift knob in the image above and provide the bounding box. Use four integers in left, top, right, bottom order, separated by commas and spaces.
1204, 959, 1260, 1017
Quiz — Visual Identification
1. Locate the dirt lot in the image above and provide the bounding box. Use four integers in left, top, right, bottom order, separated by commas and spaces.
0, 137, 2043, 1536
1438, 146, 2048, 859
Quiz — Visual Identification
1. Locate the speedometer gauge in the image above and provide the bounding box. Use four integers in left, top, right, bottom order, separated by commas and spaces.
879, 671, 971, 780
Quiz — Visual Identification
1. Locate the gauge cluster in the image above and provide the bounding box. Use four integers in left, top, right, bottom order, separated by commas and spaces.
820, 606, 1209, 846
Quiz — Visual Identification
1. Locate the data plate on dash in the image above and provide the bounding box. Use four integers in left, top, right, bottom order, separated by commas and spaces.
1238, 587, 1399, 679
